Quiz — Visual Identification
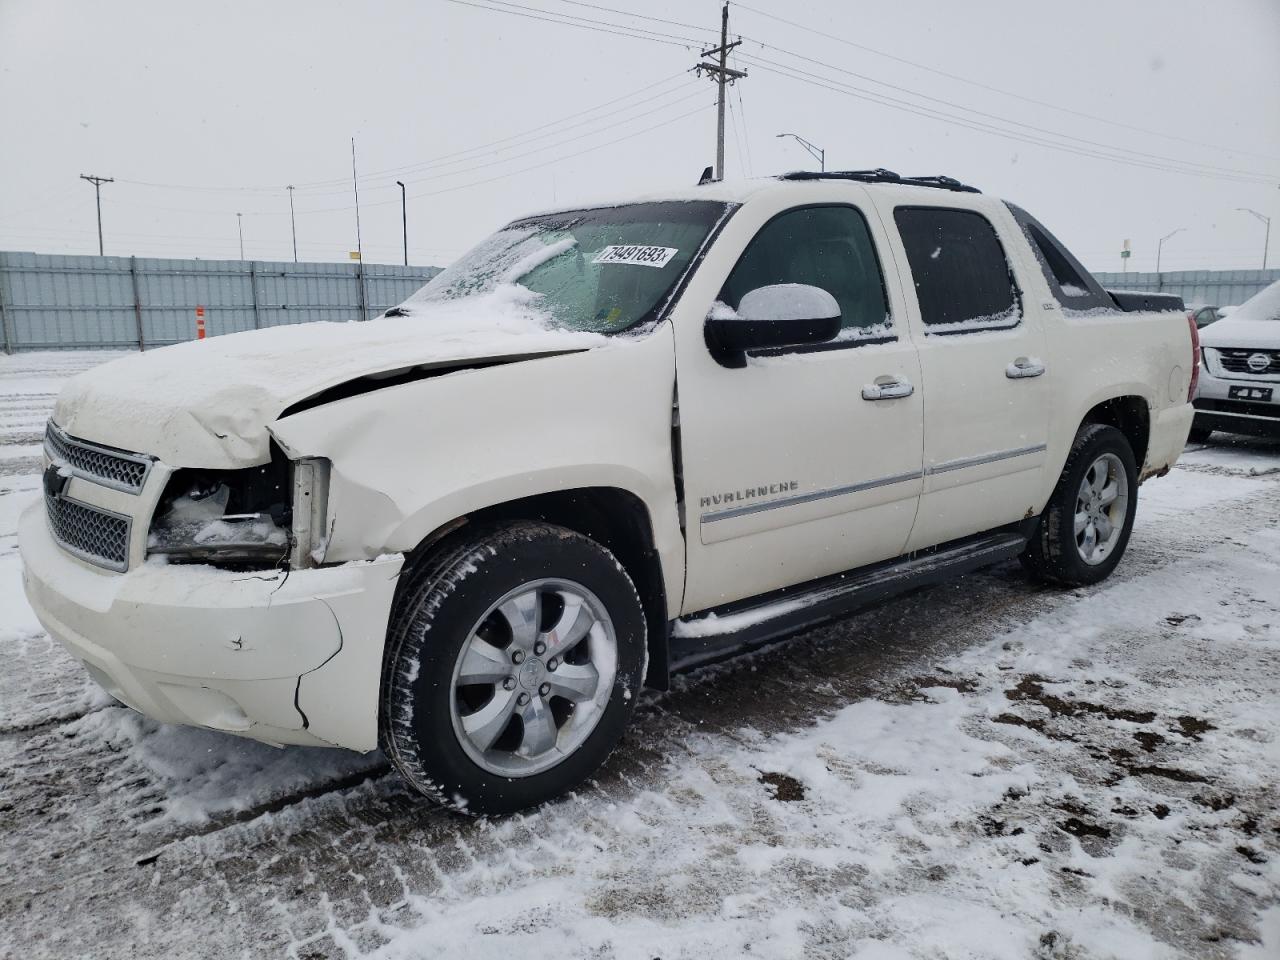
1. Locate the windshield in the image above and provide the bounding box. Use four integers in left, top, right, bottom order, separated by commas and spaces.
1229, 279, 1280, 323
406, 200, 731, 333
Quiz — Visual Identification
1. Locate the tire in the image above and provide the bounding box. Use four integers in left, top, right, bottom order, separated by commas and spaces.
379, 521, 646, 815
1021, 424, 1138, 587
1187, 422, 1214, 444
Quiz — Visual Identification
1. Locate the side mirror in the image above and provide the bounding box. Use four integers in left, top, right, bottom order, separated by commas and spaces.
705, 284, 841, 362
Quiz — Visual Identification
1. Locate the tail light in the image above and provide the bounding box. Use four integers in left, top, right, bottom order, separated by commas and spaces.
1186, 313, 1201, 402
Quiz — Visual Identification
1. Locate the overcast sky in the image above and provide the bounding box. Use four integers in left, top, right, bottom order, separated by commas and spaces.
1, 0, 1277, 275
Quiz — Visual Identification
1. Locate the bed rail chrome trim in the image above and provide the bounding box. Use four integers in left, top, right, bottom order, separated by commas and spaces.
700, 469, 923, 524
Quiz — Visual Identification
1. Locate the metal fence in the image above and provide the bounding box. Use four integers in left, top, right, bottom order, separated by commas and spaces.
0, 251, 442, 353
1093, 268, 1279, 307
4, 252, 1276, 354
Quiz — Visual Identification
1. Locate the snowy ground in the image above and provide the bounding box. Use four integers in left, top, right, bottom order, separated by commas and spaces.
1, 350, 1278, 960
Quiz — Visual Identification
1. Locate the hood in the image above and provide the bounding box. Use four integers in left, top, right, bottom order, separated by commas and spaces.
1199, 317, 1280, 350
54, 290, 605, 468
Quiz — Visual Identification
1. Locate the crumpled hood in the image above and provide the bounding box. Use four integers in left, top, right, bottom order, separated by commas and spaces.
1200, 318, 1280, 350
54, 292, 605, 468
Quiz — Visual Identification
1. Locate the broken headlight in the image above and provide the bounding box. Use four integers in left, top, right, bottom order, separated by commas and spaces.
147, 450, 329, 569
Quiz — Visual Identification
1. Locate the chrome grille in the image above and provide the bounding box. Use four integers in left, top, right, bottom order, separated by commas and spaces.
44, 422, 152, 493
44, 492, 131, 572
1215, 348, 1280, 377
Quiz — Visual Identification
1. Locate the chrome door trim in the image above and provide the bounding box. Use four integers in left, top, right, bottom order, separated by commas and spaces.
927, 443, 1047, 476
700, 469, 923, 524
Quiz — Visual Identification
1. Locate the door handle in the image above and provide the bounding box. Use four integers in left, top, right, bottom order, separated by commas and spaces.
862, 376, 914, 400
1006, 357, 1046, 379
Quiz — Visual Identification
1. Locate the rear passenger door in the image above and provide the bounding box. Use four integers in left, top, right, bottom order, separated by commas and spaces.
880, 200, 1051, 552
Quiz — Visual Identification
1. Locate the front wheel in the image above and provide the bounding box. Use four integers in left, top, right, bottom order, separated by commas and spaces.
379, 522, 647, 815
1021, 424, 1138, 587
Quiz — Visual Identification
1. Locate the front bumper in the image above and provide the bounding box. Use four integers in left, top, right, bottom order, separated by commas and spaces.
19, 502, 403, 751
1193, 367, 1280, 437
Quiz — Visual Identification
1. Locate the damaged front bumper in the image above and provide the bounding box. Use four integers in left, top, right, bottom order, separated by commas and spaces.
19, 503, 402, 751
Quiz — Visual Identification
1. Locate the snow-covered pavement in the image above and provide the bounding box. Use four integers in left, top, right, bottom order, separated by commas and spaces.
2, 351, 1277, 959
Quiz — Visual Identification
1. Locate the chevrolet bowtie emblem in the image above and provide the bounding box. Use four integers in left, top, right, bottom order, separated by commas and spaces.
43, 463, 71, 499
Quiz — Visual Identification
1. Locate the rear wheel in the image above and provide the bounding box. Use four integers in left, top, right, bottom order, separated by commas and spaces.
1022, 424, 1138, 586
379, 522, 646, 815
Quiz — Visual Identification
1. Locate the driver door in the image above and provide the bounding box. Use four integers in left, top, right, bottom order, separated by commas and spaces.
672, 190, 926, 614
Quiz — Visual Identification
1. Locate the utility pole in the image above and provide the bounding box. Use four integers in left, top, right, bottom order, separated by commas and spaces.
696, 3, 746, 181
287, 185, 298, 262
237, 212, 244, 260
79, 174, 113, 256
396, 180, 407, 266
1238, 207, 1271, 270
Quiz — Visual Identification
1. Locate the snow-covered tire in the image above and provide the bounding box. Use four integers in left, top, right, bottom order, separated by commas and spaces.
378, 521, 646, 815
1021, 424, 1139, 587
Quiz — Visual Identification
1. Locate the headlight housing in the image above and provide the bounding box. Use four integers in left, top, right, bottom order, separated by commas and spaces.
147, 449, 329, 569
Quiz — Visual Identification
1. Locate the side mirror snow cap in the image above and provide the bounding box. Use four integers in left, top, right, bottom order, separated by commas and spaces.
706, 283, 842, 356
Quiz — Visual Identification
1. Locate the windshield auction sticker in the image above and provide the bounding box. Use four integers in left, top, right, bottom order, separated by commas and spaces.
592, 245, 678, 268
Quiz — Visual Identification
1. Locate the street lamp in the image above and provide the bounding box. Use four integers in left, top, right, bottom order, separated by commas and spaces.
1156, 227, 1184, 274
1237, 207, 1271, 270
396, 180, 407, 267
776, 132, 825, 172
236, 212, 244, 261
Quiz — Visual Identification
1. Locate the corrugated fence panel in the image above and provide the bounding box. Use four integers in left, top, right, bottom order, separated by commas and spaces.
0, 252, 440, 352
1094, 269, 1279, 308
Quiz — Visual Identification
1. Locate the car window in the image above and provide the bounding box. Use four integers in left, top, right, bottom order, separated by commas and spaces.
1003, 201, 1115, 312
719, 205, 891, 343
894, 207, 1020, 332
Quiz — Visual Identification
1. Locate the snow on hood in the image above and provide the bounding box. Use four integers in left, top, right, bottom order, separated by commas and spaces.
1201, 279, 1280, 350
53, 286, 605, 468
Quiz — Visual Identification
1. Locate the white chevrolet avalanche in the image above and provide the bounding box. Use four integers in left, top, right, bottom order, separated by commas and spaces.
20, 172, 1198, 813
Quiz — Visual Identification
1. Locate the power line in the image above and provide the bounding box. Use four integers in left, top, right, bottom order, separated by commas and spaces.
111, 72, 694, 196
732, 53, 756, 177
740, 55, 1276, 186
424, 0, 1280, 186
439, 0, 703, 48
735, 44, 1276, 184
95, 90, 711, 219
732, 1, 1280, 166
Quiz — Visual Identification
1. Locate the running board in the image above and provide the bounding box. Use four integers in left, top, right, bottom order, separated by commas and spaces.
668, 530, 1029, 672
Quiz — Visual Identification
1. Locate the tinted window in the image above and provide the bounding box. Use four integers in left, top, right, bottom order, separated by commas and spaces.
1004, 201, 1114, 312
720, 205, 890, 339
894, 207, 1019, 331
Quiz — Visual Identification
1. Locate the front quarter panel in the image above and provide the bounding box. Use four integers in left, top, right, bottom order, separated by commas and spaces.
269, 328, 683, 616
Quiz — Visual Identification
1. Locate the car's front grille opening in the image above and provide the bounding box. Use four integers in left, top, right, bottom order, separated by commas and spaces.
1215, 348, 1280, 377
44, 492, 131, 572
44, 423, 151, 493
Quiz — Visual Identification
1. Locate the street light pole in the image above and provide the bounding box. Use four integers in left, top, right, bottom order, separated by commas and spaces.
1237, 207, 1271, 270
1156, 227, 1184, 274
776, 133, 825, 172
287, 185, 298, 262
396, 180, 407, 266
237, 212, 244, 260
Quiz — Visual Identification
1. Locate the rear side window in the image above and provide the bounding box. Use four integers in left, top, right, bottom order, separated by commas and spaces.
1005, 201, 1114, 312
894, 207, 1020, 332
720, 205, 891, 342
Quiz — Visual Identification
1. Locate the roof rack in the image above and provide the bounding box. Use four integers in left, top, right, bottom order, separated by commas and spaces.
778, 169, 981, 194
